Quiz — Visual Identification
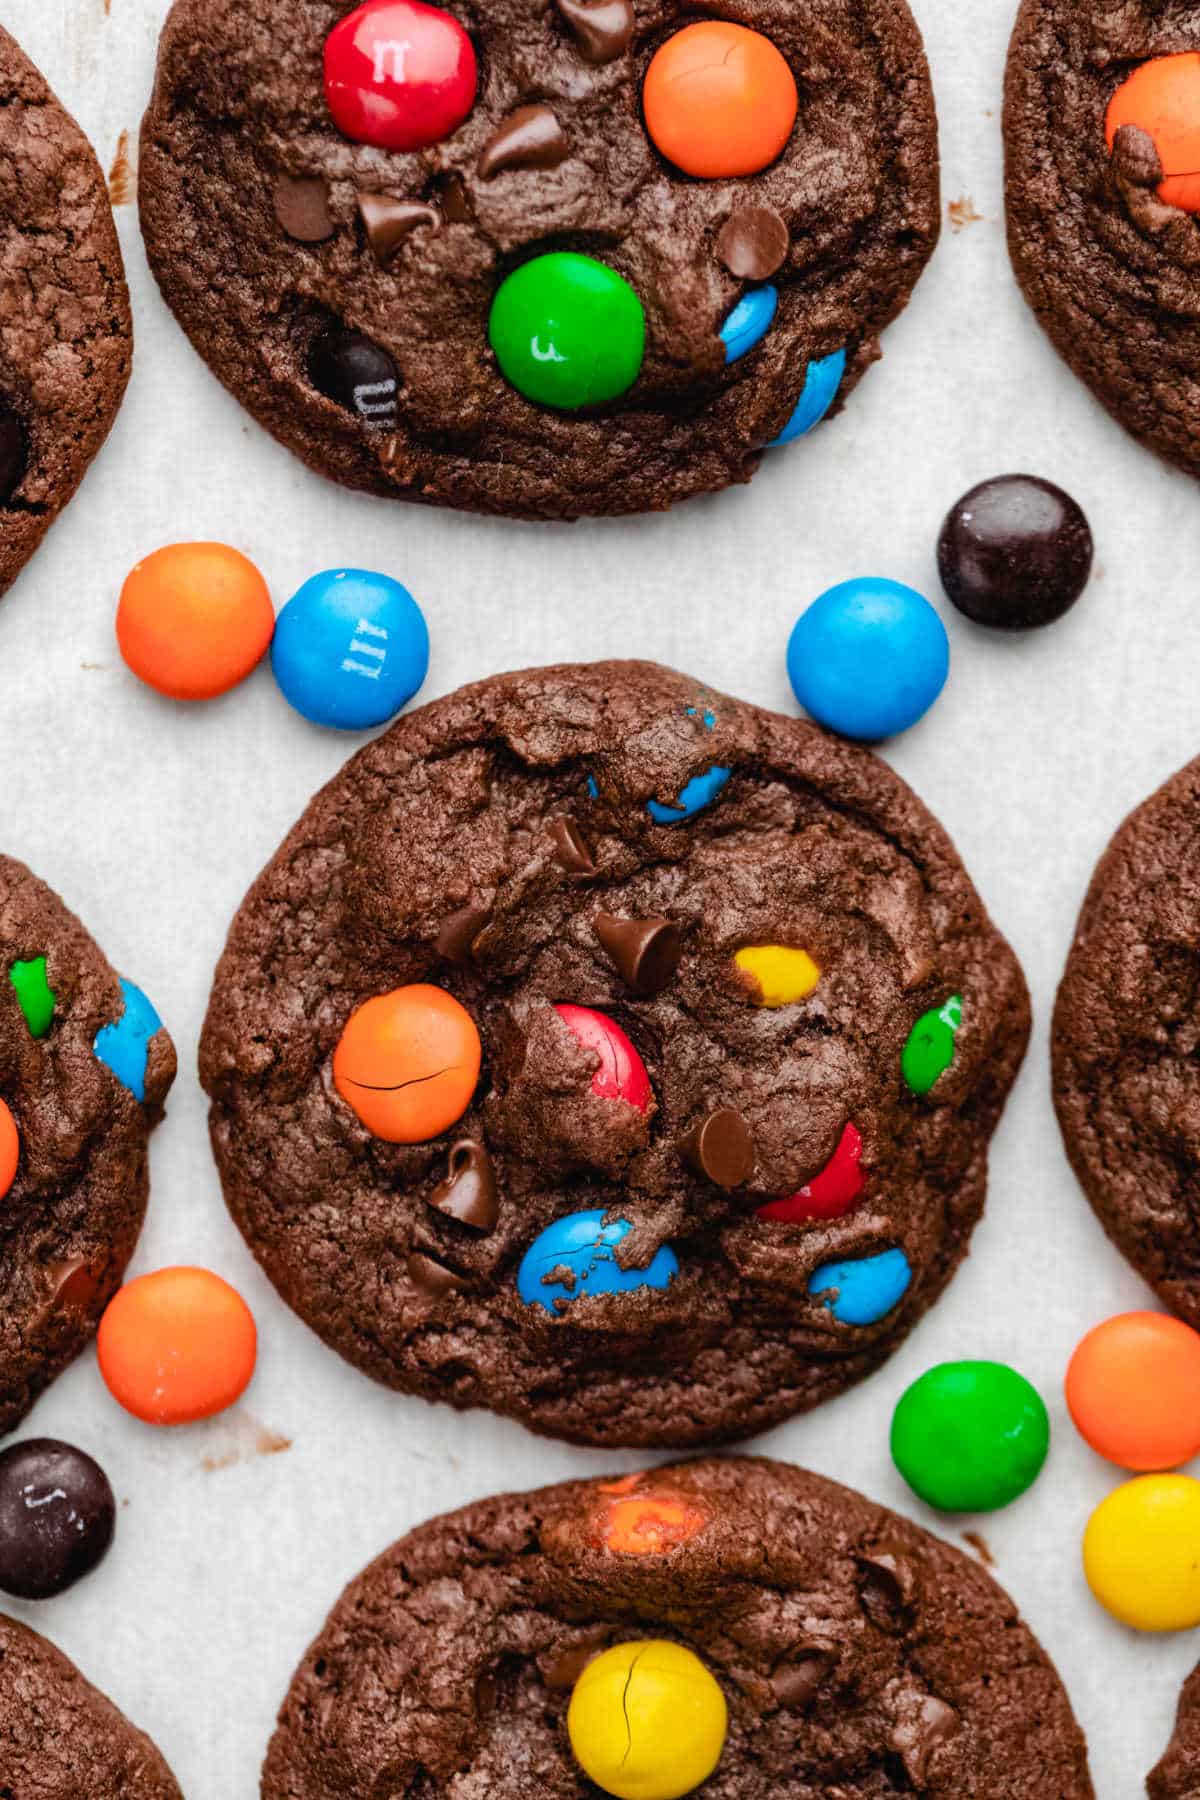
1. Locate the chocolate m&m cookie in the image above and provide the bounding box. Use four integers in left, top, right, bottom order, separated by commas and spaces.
201, 662, 1027, 1448
138, 0, 940, 519
263, 1457, 1094, 1798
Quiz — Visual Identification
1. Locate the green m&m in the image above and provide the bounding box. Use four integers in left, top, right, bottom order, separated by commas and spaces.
891, 1360, 1050, 1512
488, 252, 645, 411
9, 956, 55, 1038
901, 993, 962, 1095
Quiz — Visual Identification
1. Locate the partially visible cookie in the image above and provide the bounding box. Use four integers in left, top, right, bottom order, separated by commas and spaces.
264, 1455, 1095, 1798
1149, 1663, 1200, 1798
0, 856, 175, 1437
0, 1613, 181, 1797
1053, 758, 1200, 1325
0, 26, 132, 600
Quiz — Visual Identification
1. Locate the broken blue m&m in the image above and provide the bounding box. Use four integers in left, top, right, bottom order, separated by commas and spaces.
270, 568, 429, 731
518, 1210, 678, 1315
93, 979, 163, 1103
721, 285, 778, 363
809, 1247, 912, 1326
770, 348, 847, 446
647, 765, 730, 825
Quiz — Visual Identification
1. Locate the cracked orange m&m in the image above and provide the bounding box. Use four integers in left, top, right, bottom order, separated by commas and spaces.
333, 984, 481, 1143
1106, 53, 1200, 214
643, 21, 798, 179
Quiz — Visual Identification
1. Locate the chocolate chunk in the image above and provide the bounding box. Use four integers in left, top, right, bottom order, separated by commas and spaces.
858, 1545, 918, 1630
474, 1670, 498, 1715
34, 1257, 100, 1330
937, 474, 1093, 630
428, 1140, 499, 1232
0, 405, 27, 505
543, 1638, 605, 1689
595, 913, 682, 995
554, 0, 634, 63
435, 172, 473, 222
891, 1691, 960, 1783
357, 194, 441, 265
681, 1109, 755, 1188
273, 175, 335, 244
479, 106, 569, 179
549, 816, 597, 876
436, 904, 488, 963
770, 1650, 834, 1710
716, 205, 790, 281
406, 1250, 469, 1296
308, 327, 399, 427
0, 1438, 115, 1599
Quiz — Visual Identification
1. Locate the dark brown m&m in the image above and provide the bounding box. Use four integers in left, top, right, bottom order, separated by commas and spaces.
0, 404, 28, 505
0, 1439, 115, 1600
308, 327, 399, 427
937, 474, 1093, 630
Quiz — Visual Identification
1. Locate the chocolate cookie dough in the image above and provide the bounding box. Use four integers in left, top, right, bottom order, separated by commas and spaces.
201, 662, 1028, 1448
0, 1613, 181, 1798
263, 1456, 1095, 1798
139, 0, 940, 521
0, 27, 132, 600
1054, 758, 1200, 1326
1149, 1662, 1200, 1798
1005, 1, 1200, 480
0, 856, 175, 1437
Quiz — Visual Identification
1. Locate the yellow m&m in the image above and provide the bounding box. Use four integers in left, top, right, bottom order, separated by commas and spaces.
1083, 1475, 1200, 1631
734, 944, 820, 1007
568, 1640, 727, 1800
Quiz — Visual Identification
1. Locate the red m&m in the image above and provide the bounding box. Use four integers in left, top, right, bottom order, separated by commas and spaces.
756, 1121, 864, 1223
324, 0, 477, 152
555, 1004, 652, 1112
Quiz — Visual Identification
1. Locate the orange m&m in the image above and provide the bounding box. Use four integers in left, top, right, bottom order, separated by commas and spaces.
333, 984, 481, 1143
97, 1267, 257, 1425
601, 1492, 709, 1556
1106, 53, 1200, 214
117, 542, 275, 700
0, 1098, 17, 1199
643, 21, 798, 179
1066, 1311, 1200, 1471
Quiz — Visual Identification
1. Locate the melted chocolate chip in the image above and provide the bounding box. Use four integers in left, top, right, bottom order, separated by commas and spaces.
891, 1692, 960, 1783
937, 473, 1093, 629
33, 1258, 100, 1332
308, 327, 399, 427
357, 194, 441, 265
770, 1650, 834, 1710
406, 1250, 469, 1297
0, 1439, 115, 1599
428, 1141, 499, 1232
0, 405, 28, 505
595, 913, 682, 995
549, 816, 597, 876
435, 172, 473, 223
273, 175, 335, 244
554, 0, 634, 63
543, 1637, 606, 1689
436, 904, 488, 963
858, 1545, 918, 1631
479, 106, 570, 179
681, 1108, 755, 1188
716, 205, 790, 281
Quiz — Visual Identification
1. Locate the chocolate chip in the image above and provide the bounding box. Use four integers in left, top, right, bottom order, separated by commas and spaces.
554, 0, 634, 63
32, 1258, 100, 1332
273, 175, 335, 244
357, 194, 441, 265
595, 913, 682, 995
770, 1650, 834, 1710
474, 1671, 498, 1715
435, 172, 473, 223
308, 327, 399, 427
937, 474, 1093, 629
549, 816, 597, 876
543, 1638, 606, 1689
0, 405, 27, 505
0, 1439, 115, 1599
479, 106, 569, 179
716, 205, 790, 281
858, 1545, 918, 1631
406, 1250, 469, 1297
436, 904, 489, 963
428, 1140, 499, 1232
681, 1109, 755, 1188
891, 1692, 960, 1783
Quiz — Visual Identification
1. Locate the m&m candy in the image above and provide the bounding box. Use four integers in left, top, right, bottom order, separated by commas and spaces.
643, 22, 797, 179
1084, 1475, 1200, 1631
271, 569, 429, 730
720, 285, 778, 364
756, 1121, 864, 1224
902, 996, 962, 1096
769, 348, 847, 446
9, 955, 54, 1037
1066, 1312, 1200, 1471
489, 253, 645, 411
324, 0, 478, 152
518, 1212, 678, 1315
567, 1640, 727, 1799
1106, 53, 1200, 214
809, 1247, 911, 1325
333, 985, 481, 1143
734, 944, 820, 1007
555, 1004, 652, 1111
0, 1097, 17, 1199
0, 1439, 115, 1599
97, 1268, 257, 1426
891, 1361, 1050, 1512
787, 577, 950, 741
646, 765, 730, 825
117, 543, 275, 701
937, 475, 1093, 630
93, 979, 164, 1104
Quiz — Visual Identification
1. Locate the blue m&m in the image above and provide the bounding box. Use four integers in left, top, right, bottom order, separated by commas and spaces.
93, 979, 163, 1103
809, 1247, 911, 1325
271, 568, 429, 730
720, 286, 778, 363
787, 578, 949, 740
647, 766, 730, 825
518, 1211, 678, 1315
769, 348, 847, 446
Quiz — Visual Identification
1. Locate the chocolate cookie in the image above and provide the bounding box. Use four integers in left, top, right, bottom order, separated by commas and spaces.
1005, 1, 1200, 480
0, 1612, 181, 1797
139, 0, 940, 521
264, 1455, 1094, 1798
1053, 758, 1200, 1325
201, 661, 1028, 1448
1149, 1663, 1200, 1798
0, 27, 132, 600
0, 856, 176, 1437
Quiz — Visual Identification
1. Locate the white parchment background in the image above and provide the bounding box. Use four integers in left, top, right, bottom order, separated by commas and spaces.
1, 0, 1196, 1792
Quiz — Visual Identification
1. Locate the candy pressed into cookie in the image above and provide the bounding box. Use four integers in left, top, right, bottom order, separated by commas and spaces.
201, 661, 1028, 1448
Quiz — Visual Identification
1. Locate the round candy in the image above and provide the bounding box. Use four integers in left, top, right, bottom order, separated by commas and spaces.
1066, 1312, 1200, 1471
643, 22, 798, 179
937, 475, 1093, 629
555, 1003, 652, 1111
734, 943, 820, 1007
308, 326, 400, 427
97, 1267, 257, 1426
809, 1247, 911, 1325
0, 1439, 115, 1599
271, 568, 429, 730
0, 1096, 17, 1200
489, 253, 645, 411
117, 542, 275, 701
333, 984, 482, 1143
93, 978, 164, 1104
518, 1211, 678, 1315
720, 285, 778, 364
647, 765, 731, 825
902, 995, 962, 1096
1084, 1475, 1200, 1631
787, 577, 950, 741
323, 0, 478, 152
757, 1120, 864, 1223
769, 348, 847, 446
1106, 53, 1200, 214
600, 1492, 709, 1557
567, 1639, 727, 1800
891, 1361, 1050, 1512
